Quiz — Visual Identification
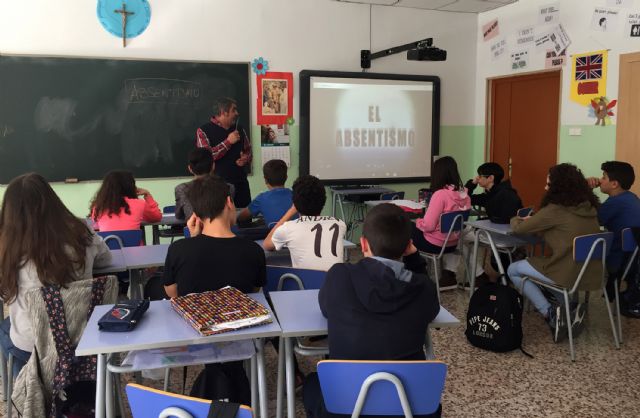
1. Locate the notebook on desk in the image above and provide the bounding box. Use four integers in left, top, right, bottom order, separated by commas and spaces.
171, 286, 272, 336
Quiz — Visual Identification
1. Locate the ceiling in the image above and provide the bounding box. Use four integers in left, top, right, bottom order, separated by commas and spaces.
332, 0, 518, 13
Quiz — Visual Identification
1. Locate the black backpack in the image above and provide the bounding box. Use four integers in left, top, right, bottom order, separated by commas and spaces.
465, 282, 527, 353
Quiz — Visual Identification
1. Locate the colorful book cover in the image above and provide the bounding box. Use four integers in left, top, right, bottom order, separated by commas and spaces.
171, 286, 271, 336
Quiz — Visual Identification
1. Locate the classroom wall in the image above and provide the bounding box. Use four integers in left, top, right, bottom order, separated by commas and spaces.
474, 0, 639, 180
0, 0, 479, 215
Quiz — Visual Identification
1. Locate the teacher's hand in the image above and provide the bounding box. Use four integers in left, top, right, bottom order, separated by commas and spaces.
227, 130, 241, 144
236, 152, 250, 167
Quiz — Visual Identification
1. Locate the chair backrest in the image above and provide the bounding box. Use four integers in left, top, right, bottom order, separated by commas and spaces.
317, 360, 447, 417
126, 383, 253, 418
264, 266, 327, 294
622, 228, 638, 252
516, 207, 534, 217
573, 232, 614, 262
183, 226, 191, 238
440, 210, 470, 234
380, 191, 404, 201
97, 229, 143, 249
163, 205, 176, 214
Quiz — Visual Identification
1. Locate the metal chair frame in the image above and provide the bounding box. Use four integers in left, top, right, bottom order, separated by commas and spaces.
520, 232, 620, 361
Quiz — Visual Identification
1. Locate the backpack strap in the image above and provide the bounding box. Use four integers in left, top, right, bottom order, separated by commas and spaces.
207, 400, 240, 418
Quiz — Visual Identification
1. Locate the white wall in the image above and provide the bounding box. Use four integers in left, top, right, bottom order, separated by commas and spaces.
474, 0, 640, 125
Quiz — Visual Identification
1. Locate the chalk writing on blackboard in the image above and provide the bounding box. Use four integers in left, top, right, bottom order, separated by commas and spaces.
125, 78, 201, 104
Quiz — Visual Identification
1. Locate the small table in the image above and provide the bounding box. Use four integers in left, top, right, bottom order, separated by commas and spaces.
76, 293, 281, 418
465, 219, 540, 295
93, 250, 128, 275
269, 289, 460, 418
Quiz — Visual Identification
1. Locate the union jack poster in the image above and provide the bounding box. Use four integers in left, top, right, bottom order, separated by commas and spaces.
570, 50, 608, 106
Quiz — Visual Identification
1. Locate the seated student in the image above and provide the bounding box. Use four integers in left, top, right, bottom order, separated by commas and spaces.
464, 162, 523, 224
263, 175, 346, 271
163, 175, 266, 404
303, 203, 440, 418
237, 159, 294, 226
90, 170, 162, 231
0, 173, 112, 375
586, 161, 640, 309
413, 156, 487, 290
175, 148, 215, 220
508, 164, 601, 342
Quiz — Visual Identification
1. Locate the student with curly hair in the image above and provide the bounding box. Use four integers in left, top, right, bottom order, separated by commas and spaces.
263, 175, 346, 271
90, 170, 162, 231
0, 173, 111, 374
508, 163, 601, 342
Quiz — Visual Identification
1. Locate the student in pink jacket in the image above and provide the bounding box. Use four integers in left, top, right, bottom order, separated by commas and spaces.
90, 170, 162, 232
413, 156, 486, 290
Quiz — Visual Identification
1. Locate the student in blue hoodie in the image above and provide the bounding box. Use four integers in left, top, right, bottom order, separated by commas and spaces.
587, 161, 640, 311
303, 203, 441, 418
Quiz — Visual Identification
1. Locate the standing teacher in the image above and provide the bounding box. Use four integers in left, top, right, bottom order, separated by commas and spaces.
196, 97, 252, 207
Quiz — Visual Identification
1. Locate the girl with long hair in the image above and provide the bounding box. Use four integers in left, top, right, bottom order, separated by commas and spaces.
0, 173, 112, 373
508, 163, 601, 341
90, 170, 162, 231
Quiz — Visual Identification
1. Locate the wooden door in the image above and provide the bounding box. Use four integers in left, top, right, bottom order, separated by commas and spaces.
489, 71, 561, 208
615, 52, 640, 196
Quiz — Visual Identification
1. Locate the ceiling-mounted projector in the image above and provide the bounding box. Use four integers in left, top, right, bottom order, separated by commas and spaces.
407, 46, 447, 61
361, 38, 447, 69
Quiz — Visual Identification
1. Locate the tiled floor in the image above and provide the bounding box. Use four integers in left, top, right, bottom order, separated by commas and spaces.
3, 271, 640, 416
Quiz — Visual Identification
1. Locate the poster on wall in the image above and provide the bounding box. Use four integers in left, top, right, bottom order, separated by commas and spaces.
490, 38, 507, 60
539, 3, 560, 25
607, 0, 633, 8
535, 24, 570, 53
257, 72, 293, 125
510, 50, 529, 70
482, 19, 500, 41
545, 49, 567, 69
626, 12, 640, 36
570, 50, 608, 106
515, 26, 535, 47
260, 124, 291, 167
591, 8, 620, 32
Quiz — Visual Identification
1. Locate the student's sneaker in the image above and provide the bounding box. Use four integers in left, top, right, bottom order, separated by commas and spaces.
439, 270, 458, 291
546, 305, 567, 343
569, 303, 586, 338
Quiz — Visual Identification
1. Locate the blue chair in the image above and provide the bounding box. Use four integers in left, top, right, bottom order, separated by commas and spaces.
521, 232, 620, 361
97, 229, 143, 249
317, 360, 447, 417
419, 210, 470, 300
380, 191, 405, 200
126, 383, 253, 418
264, 265, 327, 294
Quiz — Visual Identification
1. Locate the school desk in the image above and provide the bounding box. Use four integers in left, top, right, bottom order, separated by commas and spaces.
76, 293, 281, 418
269, 289, 460, 418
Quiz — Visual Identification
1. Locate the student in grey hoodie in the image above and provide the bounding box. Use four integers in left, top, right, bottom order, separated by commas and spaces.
303, 203, 441, 418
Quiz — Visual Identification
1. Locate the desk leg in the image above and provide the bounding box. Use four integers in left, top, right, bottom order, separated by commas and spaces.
276, 337, 285, 418
332, 192, 337, 218
250, 356, 257, 416
337, 195, 346, 223
96, 353, 106, 418
285, 337, 296, 418
470, 229, 480, 298
105, 360, 114, 418
425, 330, 435, 360
152, 225, 160, 245
129, 269, 144, 300
256, 339, 268, 418
479, 231, 506, 283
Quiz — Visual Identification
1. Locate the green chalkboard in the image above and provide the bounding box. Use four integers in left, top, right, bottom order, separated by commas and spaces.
0, 55, 251, 183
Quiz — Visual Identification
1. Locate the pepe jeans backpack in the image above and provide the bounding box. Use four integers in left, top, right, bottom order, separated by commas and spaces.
465, 282, 526, 353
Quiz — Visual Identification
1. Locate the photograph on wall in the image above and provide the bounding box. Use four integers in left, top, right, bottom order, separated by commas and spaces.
257, 72, 293, 125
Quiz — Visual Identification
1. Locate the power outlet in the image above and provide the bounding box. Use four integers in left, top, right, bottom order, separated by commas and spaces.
569, 127, 582, 136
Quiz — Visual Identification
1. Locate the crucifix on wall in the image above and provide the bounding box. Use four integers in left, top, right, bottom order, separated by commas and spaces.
114, 3, 134, 47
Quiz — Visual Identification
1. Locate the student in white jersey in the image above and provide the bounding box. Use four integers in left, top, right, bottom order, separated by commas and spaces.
264, 175, 346, 271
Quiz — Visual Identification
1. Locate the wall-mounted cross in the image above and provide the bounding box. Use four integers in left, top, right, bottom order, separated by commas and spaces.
114, 3, 135, 48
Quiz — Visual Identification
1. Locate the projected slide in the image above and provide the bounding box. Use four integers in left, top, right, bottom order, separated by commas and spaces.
307, 76, 436, 183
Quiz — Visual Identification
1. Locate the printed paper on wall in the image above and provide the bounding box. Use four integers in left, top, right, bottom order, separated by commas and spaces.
591, 8, 620, 32
539, 3, 560, 25
490, 38, 507, 61
483, 19, 500, 41
570, 50, 608, 106
515, 27, 535, 47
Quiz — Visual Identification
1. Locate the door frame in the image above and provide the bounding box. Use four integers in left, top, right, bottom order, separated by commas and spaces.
484, 69, 563, 165
615, 52, 640, 197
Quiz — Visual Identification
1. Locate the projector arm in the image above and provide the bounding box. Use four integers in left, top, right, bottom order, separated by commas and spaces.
361, 38, 432, 69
